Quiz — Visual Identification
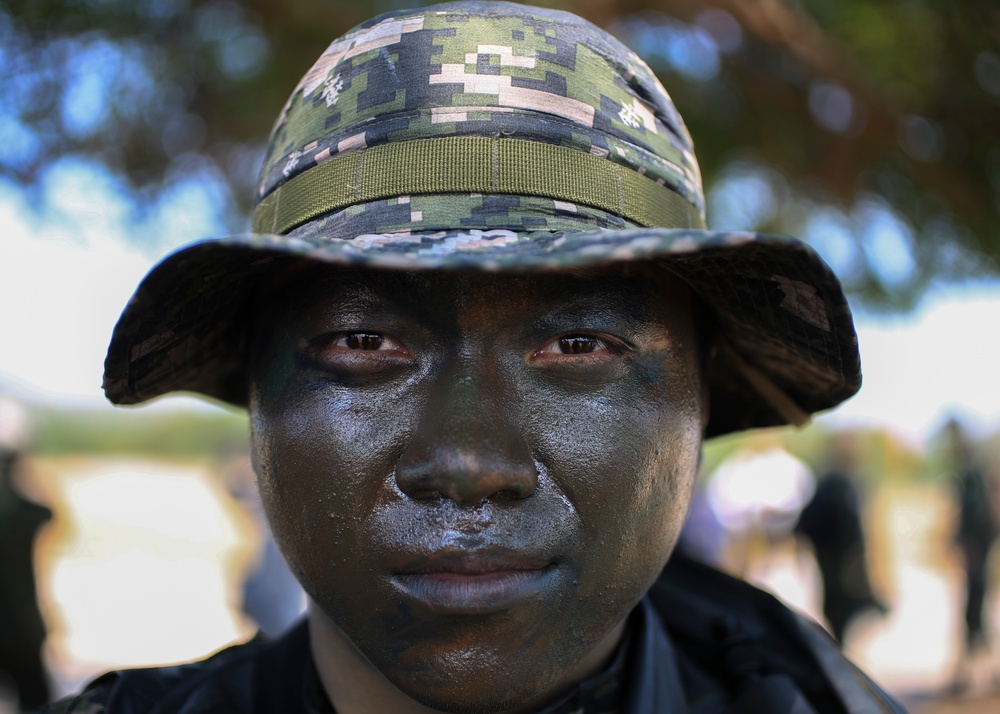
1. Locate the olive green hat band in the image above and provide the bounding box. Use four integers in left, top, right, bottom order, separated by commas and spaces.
252, 137, 706, 235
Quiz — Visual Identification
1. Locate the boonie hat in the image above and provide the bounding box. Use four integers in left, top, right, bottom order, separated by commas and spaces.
103, 0, 861, 437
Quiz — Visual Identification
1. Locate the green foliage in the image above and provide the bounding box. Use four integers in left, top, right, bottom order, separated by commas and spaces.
613, 0, 999, 309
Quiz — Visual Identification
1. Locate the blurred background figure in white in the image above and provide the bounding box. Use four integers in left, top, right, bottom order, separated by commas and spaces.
706, 437, 815, 575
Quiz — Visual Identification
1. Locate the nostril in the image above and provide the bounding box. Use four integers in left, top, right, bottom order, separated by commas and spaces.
396, 467, 537, 505
409, 488, 442, 501
495, 488, 530, 500
496, 477, 537, 500
396, 431, 538, 494
396, 472, 444, 501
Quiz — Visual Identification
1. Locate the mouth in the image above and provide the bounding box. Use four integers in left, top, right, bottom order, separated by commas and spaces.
390, 551, 557, 614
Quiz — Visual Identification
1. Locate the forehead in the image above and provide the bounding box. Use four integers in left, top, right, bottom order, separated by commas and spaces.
254, 262, 694, 324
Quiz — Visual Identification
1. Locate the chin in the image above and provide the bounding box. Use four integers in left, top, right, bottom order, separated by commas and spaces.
373, 636, 576, 714
392, 675, 547, 714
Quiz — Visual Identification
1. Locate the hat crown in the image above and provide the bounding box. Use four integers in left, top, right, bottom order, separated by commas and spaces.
256, 1, 704, 231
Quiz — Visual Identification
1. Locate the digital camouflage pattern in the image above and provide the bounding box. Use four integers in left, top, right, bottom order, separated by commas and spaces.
257, 2, 703, 216
102, 1, 862, 437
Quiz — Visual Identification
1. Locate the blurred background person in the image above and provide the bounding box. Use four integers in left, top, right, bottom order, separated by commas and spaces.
0, 396, 52, 710
795, 432, 888, 643
945, 417, 999, 691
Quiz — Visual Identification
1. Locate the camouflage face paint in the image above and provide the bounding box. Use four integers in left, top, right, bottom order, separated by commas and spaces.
248, 265, 705, 711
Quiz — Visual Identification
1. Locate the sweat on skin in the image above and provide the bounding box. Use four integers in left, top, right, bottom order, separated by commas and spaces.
247, 264, 708, 713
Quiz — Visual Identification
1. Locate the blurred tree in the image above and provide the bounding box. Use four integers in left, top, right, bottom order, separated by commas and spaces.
2, 0, 998, 308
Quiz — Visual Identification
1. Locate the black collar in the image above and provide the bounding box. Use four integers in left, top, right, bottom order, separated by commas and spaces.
292, 597, 689, 714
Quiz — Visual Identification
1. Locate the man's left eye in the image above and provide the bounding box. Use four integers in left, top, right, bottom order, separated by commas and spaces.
336, 332, 389, 350
533, 334, 612, 357
321, 332, 408, 354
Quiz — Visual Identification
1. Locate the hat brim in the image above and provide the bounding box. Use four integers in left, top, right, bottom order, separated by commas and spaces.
103, 227, 860, 438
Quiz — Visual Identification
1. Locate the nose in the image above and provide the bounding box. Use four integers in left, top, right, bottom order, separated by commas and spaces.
394, 365, 537, 505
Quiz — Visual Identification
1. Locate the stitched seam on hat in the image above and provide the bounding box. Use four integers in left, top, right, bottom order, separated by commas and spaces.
355, 149, 364, 203
491, 136, 499, 192
615, 164, 624, 218
271, 186, 280, 233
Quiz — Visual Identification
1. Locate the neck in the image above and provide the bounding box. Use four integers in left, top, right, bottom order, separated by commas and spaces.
308, 603, 627, 714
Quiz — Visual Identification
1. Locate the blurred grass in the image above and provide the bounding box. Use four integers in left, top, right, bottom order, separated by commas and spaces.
29, 406, 249, 460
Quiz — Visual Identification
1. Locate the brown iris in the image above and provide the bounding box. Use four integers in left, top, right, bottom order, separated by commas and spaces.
558, 336, 600, 354
345, 333, 384, 350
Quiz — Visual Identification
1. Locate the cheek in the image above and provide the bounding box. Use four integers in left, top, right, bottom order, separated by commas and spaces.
626, 356, 704, 547
520, 356, 703, 598
248, 387, 411, 596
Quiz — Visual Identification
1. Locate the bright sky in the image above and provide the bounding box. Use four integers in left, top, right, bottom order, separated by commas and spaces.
833, 286, 1000, 438
0, 202, 151, 405
1, 161, 998, 439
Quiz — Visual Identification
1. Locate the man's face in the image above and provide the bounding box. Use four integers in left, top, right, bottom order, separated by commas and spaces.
249, 265, 706, 712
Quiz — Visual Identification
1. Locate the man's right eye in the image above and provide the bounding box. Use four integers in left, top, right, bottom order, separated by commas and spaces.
303, 331, 412, 365
336, 332, 387, 351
